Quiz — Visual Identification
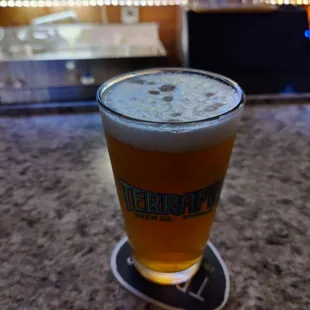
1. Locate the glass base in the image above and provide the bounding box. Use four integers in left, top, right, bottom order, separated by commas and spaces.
133, 258, 201, 285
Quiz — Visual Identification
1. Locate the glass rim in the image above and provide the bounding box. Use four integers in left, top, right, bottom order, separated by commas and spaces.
96, 68, 246, 125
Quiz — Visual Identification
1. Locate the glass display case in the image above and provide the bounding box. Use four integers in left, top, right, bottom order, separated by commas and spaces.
0, 22, 168, 103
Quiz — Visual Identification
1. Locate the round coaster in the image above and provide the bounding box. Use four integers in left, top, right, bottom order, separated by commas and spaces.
111, 236, 230, 310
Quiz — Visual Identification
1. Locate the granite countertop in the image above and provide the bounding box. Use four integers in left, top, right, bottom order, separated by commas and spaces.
0, 102, 309, 310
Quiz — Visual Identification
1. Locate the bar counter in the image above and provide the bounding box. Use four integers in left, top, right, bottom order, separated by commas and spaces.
0, 102, 309, 309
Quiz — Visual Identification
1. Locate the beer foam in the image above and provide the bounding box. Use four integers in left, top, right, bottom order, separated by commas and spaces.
104, 72, 240, 122
99, 70, 244, 152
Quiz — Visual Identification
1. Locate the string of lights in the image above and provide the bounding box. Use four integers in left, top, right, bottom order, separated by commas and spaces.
0, 0, 307, 8
0, 0, 187, 6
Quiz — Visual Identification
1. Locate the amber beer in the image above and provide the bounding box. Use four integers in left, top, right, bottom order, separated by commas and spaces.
97, 68, 245, 285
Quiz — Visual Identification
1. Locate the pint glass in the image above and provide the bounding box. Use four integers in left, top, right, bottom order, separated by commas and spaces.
97, 68, 245, 285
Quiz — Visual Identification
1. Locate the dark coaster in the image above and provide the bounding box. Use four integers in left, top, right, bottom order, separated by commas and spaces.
111, 236, 230, 310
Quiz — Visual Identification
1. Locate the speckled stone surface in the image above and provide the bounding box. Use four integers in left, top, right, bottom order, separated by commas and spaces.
0, 103, 309, 310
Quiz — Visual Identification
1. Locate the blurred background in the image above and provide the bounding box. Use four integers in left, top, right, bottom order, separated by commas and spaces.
1, 0, 310, 106
1, 2, 310, 309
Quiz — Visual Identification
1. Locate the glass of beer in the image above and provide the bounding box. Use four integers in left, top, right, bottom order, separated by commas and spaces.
97, 68, 245, 285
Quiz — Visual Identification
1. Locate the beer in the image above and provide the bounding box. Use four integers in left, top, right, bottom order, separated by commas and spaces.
97, 69, 245, 285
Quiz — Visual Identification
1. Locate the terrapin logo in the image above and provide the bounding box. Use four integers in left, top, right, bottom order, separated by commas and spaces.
119, 178, 223, 220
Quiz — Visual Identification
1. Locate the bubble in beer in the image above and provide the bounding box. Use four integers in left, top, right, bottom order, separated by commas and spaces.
170, 112, 183, 117
206, 92, 215, 97
130, 79, 145, 85
159, 84, 176, 92
148, 90, 160, 95
163, 96, 173, 103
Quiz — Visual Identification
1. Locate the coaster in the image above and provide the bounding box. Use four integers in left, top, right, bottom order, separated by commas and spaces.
111, 236, 230, 310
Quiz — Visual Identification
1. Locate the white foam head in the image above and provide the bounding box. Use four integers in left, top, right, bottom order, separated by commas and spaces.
98, 69, 244, 152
